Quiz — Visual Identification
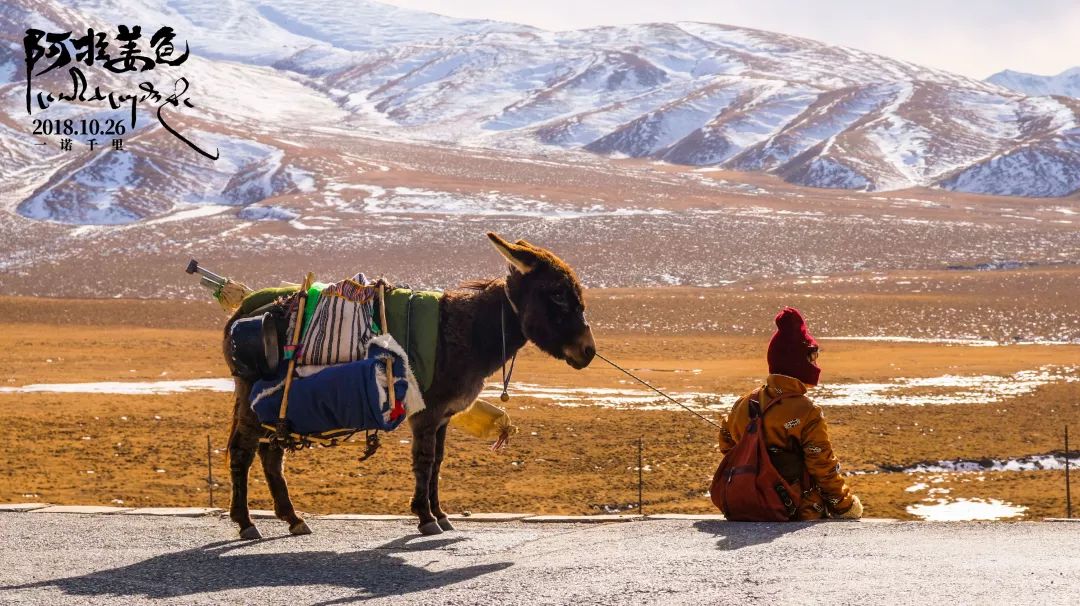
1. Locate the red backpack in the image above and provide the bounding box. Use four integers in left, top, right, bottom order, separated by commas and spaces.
710, 389, 802, 521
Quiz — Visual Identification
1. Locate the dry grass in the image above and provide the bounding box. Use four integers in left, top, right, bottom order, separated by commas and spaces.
2, 280, 1077, 520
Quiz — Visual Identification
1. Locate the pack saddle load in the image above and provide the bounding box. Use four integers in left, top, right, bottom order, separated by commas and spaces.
186, 260, 516, 452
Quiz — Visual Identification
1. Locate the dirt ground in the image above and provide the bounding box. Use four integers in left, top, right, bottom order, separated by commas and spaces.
1, 278, 1077, 521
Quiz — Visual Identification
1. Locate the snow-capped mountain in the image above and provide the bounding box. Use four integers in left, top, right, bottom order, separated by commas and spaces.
2, 0, 1079, 226
987, 68, 1080, 99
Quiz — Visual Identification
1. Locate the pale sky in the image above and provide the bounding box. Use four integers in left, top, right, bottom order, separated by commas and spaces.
384, 0, 1080, 79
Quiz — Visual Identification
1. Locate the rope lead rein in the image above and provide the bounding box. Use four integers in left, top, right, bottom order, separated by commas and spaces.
595, 352, 721, 429
499, 303, 517, 402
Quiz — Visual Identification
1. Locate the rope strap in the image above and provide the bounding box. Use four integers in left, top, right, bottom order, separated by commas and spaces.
595, 352, 720, 429
499, 302, 517, 402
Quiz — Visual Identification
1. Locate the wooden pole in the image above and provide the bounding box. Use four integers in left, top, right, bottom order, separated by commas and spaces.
379, 284, 395, 412
277, 272, 315, 438
207, 435, 214, 509
637, 436, 644, 517
1066, 425, 1072, 519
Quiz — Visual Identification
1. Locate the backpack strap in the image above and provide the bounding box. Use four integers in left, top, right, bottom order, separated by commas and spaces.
747, 386, 789, 420
753, 385, 818, 499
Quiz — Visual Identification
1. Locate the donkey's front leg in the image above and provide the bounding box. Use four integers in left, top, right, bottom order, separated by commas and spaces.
410, 411, 441, 535
430, 422, 453, 531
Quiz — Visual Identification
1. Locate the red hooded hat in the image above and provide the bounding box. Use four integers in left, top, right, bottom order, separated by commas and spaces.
767, 307, 821, 386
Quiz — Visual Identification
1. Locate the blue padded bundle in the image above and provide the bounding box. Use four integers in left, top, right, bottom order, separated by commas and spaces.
250, 343, 410, 435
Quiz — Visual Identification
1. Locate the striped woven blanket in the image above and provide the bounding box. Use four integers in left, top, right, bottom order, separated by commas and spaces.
299, 279, 376, 367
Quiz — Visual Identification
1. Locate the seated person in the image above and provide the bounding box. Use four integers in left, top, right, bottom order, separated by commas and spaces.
718, 307, 862, 520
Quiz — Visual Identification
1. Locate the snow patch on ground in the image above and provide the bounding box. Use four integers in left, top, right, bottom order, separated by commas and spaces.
283, 166, 316, 193
822, 336, 1001, 347
480, 382, 731, 412
238, 206, 301, 221
907, 498, 1027, 521
896, 454, 1080, 474
0, 379, 234, 395
142, 204, 232, 224
363, 187, 669, 218
813, 365, 1078, 407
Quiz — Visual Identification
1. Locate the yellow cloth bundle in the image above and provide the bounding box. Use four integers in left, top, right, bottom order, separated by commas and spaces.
215, 279, 254, 313
450, 399, 518, 450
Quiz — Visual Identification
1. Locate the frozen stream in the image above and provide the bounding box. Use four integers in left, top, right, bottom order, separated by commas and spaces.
2, 365, 1075, 410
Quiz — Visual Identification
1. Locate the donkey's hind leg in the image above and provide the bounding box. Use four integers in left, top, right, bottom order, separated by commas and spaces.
258, 442, 310, 535
229, 419, 262, 540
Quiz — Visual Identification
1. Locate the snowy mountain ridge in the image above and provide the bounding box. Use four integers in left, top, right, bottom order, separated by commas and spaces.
987, 67, 1080, 99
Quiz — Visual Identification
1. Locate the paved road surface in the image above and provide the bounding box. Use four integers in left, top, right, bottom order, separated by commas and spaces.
2, 513, 1078, 605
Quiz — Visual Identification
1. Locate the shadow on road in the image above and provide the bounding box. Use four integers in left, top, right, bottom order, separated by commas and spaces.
693, 520, 816, 550
4, 534, 512, 605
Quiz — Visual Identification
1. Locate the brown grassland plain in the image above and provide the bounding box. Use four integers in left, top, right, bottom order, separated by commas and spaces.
0, 269, 1077, 521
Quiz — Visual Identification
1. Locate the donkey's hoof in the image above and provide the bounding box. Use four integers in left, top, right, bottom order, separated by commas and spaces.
418, 520, 444, 536
437, 517, 455, 531
289, 520, 312, 536
239, 525, 263, 540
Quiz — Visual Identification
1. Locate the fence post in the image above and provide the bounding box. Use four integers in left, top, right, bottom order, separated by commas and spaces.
637, 436, 644, 517
1066, 425, 1072, 519
207, 435, 214, 509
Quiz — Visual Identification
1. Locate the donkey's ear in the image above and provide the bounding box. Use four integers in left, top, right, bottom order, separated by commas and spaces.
487, 232, 538, 274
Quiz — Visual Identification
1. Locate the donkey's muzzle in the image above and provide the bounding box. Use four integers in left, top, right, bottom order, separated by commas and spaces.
564, 329, 596, 369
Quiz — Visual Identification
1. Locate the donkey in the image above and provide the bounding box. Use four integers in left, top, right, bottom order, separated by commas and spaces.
224, 232, 596, 537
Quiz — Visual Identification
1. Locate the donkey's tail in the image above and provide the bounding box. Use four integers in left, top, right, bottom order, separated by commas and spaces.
225, 410, 237, 468
224, 378, 242, 468
225, 376, 256, 468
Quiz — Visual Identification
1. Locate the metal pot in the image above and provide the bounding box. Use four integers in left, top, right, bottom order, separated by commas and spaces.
228, 312, 282, 380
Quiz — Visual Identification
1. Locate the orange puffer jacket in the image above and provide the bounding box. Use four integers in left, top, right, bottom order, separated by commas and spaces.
719, 374, 855, 520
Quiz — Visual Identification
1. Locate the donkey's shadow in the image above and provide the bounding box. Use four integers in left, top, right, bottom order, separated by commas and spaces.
5, 535, 512, 605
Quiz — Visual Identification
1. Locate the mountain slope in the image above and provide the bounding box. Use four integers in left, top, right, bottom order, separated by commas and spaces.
37, 0, 531, 63
3, 0, 1079, 226
306, 19, 1080, 197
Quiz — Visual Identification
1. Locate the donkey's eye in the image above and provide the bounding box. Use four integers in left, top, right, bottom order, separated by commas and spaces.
551, 291, 568, 308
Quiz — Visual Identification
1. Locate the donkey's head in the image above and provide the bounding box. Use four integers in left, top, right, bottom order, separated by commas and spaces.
488, 232, 596, 369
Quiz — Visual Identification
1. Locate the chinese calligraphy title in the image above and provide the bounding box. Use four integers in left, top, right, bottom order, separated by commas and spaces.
24, 25, 219, 160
